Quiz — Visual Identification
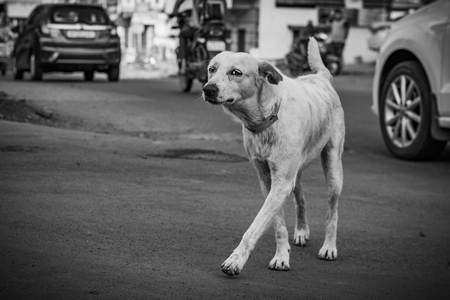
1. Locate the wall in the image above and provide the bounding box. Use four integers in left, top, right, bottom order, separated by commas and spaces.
227, 7, 258, 53
343, 27, 377, 64
258, 0, 317, 60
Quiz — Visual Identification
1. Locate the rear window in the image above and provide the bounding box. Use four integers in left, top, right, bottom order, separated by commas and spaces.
50, 6, 108, 25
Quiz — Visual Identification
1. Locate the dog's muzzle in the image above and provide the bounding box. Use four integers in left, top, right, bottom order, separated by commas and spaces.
203, 83, 220, 104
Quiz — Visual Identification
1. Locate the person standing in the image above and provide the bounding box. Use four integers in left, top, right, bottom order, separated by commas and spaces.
328, 9, 349, 59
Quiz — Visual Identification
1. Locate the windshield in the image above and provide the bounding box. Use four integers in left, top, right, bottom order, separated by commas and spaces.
50, 6, 109, 25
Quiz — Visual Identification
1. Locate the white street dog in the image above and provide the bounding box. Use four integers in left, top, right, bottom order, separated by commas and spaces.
202, 38, 345, 276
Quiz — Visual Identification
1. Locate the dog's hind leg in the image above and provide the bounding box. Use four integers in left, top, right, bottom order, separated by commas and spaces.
293, 171, 310, 246
318, 137, 344, 261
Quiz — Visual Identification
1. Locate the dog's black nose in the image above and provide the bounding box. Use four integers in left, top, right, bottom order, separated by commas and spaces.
203, 84, 218, 97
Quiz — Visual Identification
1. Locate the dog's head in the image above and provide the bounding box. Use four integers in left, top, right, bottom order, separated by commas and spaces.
202, 52, 283, 105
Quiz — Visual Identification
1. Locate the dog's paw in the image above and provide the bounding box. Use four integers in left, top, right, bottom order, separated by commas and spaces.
293, 226, 310, 246
221, 253, 246, 276
268, 251, 291, 271
318, 244, 337, 261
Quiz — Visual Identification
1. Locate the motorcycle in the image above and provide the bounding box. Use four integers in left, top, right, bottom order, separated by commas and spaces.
285, 32, 342, 77
172, 0, 228, 92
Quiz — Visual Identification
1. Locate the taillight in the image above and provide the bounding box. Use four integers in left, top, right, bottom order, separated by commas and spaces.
40, 23, 58, 37
41, 24, 50, 34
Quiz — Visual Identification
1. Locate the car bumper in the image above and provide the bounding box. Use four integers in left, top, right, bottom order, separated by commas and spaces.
371, 55, 385, 117
40, 41, 120, 70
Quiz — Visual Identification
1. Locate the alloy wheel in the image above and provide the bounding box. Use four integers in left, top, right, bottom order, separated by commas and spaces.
384, 74, 422, 148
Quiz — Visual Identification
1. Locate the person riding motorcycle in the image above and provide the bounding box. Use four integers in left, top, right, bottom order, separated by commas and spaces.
169, 0, 200, 74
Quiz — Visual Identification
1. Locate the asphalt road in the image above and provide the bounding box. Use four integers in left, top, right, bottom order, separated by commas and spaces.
1, 72, 450, 299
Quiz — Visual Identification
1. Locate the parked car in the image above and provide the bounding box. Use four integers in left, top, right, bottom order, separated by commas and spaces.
11, 4, 120, 81
372, 0, 450, 160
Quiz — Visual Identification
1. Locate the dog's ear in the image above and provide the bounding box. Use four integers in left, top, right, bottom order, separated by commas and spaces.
258, 61, 283, 85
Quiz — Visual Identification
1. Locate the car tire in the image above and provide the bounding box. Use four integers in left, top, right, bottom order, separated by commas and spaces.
12, 57, 24, 80
108, 66, 119, 82
84, 70, 94, 81
379, 61, 446, 160
29, 51, 43, 81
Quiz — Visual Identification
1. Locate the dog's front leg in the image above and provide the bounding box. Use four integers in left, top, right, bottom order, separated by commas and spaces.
253, 160, 291, 271
221, 164, 296, 276
268, 208, 291, 271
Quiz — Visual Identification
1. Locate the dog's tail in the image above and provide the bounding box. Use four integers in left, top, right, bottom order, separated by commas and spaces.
308, 37, 332, 82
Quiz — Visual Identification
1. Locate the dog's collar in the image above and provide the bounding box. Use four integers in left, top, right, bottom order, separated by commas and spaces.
245, 101, 280, 134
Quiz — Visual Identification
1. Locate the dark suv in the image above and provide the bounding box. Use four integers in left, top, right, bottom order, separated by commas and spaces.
11, 4, 121, 81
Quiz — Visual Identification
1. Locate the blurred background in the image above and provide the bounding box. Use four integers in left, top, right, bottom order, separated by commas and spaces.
0, 0, 436, 73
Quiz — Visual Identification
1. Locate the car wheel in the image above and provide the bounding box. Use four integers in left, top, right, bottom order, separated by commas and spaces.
84, 70, 94, 81
29, 51, 43, 81
379, 61, 446, 160
12, 57, 24, 80
108, 66, 119, 82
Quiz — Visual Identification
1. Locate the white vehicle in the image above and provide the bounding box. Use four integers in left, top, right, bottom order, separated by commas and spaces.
372, 0, 450, 160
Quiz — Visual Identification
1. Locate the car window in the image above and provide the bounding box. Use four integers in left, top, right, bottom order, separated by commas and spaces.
50, 6, 108, 25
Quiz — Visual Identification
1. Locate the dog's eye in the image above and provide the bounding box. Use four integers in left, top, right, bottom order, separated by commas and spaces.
230, 69, 243, 77
208, 66, 216, 73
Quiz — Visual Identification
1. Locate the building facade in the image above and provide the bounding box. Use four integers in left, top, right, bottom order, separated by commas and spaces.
225, 0, 259, 54
2, 0, 432, 66
116, 0, 173, 64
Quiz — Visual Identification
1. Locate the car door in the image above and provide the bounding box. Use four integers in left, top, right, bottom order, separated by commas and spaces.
15, 7, 42, 70
439, 10, 450, 118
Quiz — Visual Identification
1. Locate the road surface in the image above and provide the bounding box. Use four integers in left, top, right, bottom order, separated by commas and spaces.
1, 72, 450, 299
